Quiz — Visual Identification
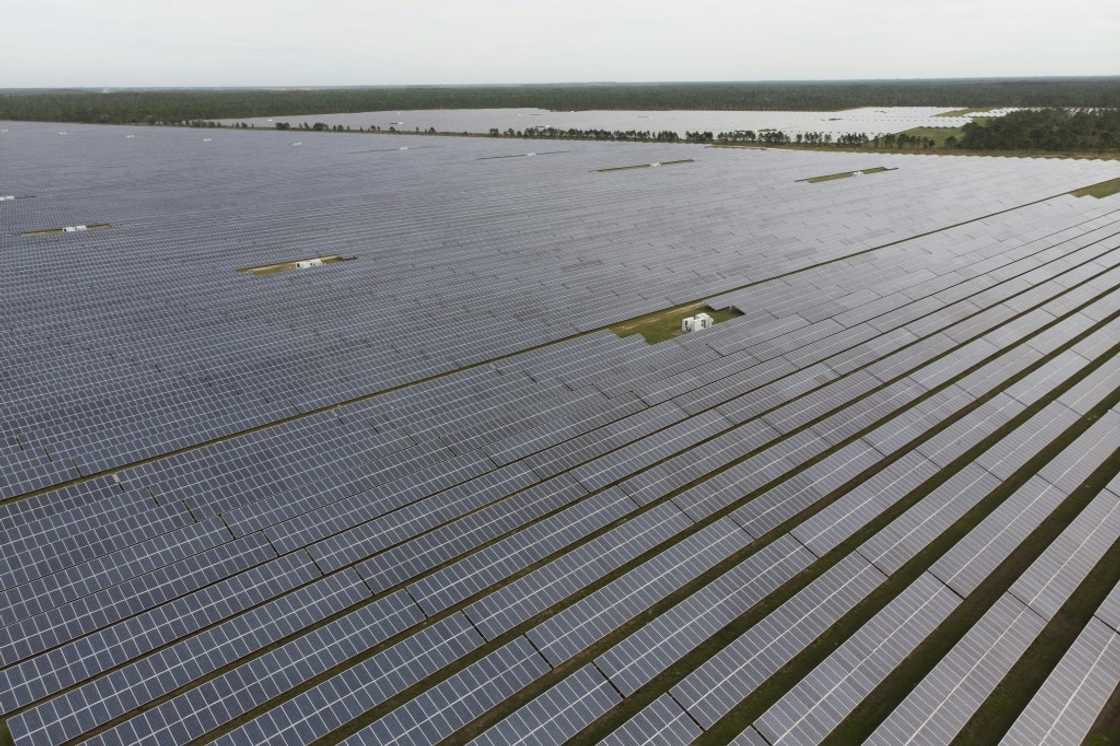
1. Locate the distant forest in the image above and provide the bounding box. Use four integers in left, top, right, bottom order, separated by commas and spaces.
1, 78, 1119, 124
260, 108, 1120, 154
713, 109, 1120, 152
956, 108, 1120, 150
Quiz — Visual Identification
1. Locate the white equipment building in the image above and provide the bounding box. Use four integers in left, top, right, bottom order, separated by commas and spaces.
681, 312, 714, 333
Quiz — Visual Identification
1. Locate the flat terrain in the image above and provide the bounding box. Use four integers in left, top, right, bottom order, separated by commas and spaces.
222, 106, 1002, 139
899, 125, 967, 146
3, 77, 1118, 123
2, 122, 1120, 746
935, 107, 998, 117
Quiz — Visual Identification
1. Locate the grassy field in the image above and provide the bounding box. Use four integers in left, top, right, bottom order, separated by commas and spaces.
898, 125, 965, 146
806, 171, 855, 183
20, 223, 111, 237
596, 159, 694, 173
239, 255, 355, 277
609, 302, 742, 343
801, 166, 896, 183
1072, 177, 1120, 199
952, 502, 1120, 744
1086, 681, 1120, 744
898, 115, 998, 145
935, 107, 998, 117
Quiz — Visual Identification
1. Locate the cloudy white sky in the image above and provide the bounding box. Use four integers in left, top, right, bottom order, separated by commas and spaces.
2, 0, 1117, 87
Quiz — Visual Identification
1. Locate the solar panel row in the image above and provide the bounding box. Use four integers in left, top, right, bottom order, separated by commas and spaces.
2, 120, 1120, 746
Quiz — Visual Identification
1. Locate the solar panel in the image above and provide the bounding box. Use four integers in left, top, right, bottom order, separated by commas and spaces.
4, 121, 1120, 746
0, 552, 319, 714
340, 636, 550, 746
8, 569, 371, 744
999, 617, 1120, 745
1010, 488, 1120, 621
464, 502, 692, 641
421, 489, 634, 611
208, 610, 472, 746
671, 553, 886, 729
864, 594, 1046, 746
469, 664, 620, 746
792, 450, 940, 556
753, 572, 960, 745
527, 518, 751, 666
599, 693, 702, 746
857, 463, 1002, 575
596, 535, 813, 696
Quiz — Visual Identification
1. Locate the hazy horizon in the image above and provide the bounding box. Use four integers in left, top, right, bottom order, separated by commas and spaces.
3, 0, 1117, 88
5, 75, 1120, 93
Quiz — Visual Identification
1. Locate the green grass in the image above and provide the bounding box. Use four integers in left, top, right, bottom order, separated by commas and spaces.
239, 255, 355, 277
1071, 177, 1120, 199
583, 254, 1120, 745
596, 159, 694, 173
819, 363, 1120, 745
609, 302, 742, 344
935, 107, 997, 117
707, 383, 1118, 746
1085, 697, 1120, 746
20, 222, 112, 237
899, 126, 965, 146
806, 171, 855, 183
800, 166, 897, 183
898, 118, 996, 147
952, 510, 1120, 744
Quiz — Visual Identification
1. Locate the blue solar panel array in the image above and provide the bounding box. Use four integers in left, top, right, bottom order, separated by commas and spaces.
2, 119, 1120, 745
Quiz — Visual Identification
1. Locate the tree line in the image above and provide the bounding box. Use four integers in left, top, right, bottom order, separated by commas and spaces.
212, 109, 1120, 154
487, 126, 710, 142
2, 78, 1118, 124
715, 110, 1120, 152
716, 130, 937, 148
954, 108, 1120, 151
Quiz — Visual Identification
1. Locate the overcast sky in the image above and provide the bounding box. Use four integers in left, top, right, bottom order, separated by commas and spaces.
3, 0, 1118, 88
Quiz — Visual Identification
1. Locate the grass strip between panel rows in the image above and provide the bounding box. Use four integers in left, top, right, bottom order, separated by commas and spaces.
587, 336, 1120, 744
18, 223, 1103, 744
393, 281, 1120, 742
952, 493, 1120, 744
818, 434, 1120, 745
6, 226, 1111, 743
15, 224, 1120, 739
0, 184, 1097, 510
